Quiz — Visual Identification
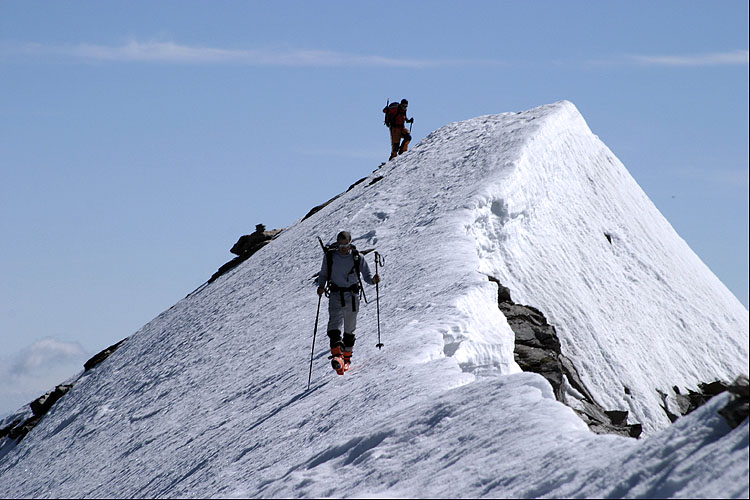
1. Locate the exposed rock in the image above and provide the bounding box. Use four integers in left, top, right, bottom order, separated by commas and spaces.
488, 275, 642, 438
7, 416, 42, 441
302, 166, 385, 222
208, 224, 283, 284
719, 375, 749, 428
303, 196, 340, 222
699, 380, 729, 397
0, 418, 22, 439
728, 374, 750, 398
575, 402, 642, 438
30, 384, 73, 417
2, 384, 74, 443
495, 281, 513, 304
658, 374, 748, 429
559, 354, 597, 403
657, 389, 687, 423
660, 380, 726, 419
720, 400, 749, 429
230, 224, 283, 256
3, 336, 127, 443
347, 177, 368, 192
605, 410, 629, 426
84, 338, 128, 371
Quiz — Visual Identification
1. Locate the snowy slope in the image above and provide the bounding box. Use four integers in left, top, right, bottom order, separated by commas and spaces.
0, 101, 747, 498
464, 102, 749, 432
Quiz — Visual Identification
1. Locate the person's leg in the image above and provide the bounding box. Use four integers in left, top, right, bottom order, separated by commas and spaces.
398, 129, 411, 154
327, 298, 345, 356
342, 333, 356, 366
389, 127, 401, 160
342, 293, 360, 366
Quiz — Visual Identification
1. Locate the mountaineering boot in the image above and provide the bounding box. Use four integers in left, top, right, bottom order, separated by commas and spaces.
330, 346, 346, 375
327, 329, 345, 374
342, 348, 353, 372
342, 332, 355, 373
389, 141, 399, 161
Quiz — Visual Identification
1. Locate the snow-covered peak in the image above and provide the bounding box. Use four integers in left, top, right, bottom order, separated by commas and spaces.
457, 100, 747, 431
0, 101, 746, 498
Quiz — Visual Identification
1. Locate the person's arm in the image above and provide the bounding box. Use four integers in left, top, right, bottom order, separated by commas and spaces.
317, 255, 328, 294
360, 257, 380, 285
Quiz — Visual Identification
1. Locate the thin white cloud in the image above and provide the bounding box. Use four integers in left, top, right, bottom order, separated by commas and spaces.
629, 50, 749, 67
5, 41, 504, 68
584, 50, 749, 68
0, 338, 88, 417
8, 338, 87, 376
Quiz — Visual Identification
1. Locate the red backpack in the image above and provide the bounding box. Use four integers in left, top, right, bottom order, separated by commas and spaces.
383, 102, 400, 127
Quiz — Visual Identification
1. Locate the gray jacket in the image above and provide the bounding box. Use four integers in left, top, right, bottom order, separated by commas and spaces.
317, 250, 375, 289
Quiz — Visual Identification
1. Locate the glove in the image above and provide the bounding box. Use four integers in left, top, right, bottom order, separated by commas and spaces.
408, 118, 414, 124
317, 287, 326, 296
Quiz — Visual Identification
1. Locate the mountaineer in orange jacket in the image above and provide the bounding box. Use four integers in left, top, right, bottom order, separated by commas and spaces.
383, 99, 414, 161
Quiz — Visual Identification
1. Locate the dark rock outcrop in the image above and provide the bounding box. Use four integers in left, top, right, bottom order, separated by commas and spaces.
658, 383, 726, 423
486, 277, 746, 436
30, 384, 73, 417
230, 224, 279, 256
302, 164, 386, 223
7, 416, 42, 441
0, 419, 23, 439
208, 224, 283, 284
719, 375, 750, 428
84, 338, 128, 371
2, 384, 73, 442
301, 177, 369, 222
302, 196, 339, 222
488, 276, 642, 438
3, 338, 129, 444
660, 375, 749, 428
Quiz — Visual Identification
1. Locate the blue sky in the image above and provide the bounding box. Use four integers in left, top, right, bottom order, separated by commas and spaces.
0, 1, 747, 412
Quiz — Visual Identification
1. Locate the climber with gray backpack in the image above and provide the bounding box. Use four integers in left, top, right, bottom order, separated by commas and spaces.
313, 231, 380, 376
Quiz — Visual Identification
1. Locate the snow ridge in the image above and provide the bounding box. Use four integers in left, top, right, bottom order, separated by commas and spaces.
466, 101, 748, 433
0, 101, 746, 498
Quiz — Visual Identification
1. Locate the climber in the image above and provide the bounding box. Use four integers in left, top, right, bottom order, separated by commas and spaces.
383, 99, 414, 161
316, 231, 380, 374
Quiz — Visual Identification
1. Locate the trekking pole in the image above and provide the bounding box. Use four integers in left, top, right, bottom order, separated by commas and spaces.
374, 251, 384, 349
307, 293, 323, 390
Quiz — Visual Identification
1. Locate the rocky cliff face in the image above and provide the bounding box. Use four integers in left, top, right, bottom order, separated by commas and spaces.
487, 275, 748, 438
488, 276, 643, 437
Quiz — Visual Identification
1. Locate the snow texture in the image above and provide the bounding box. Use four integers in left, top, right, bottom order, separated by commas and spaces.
0, 101, 747, 498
